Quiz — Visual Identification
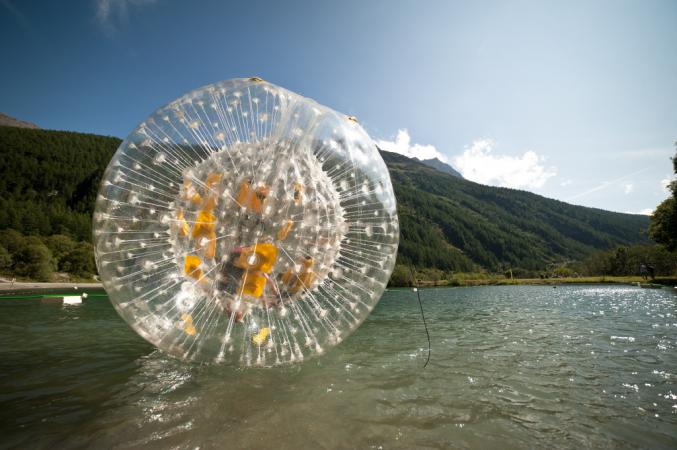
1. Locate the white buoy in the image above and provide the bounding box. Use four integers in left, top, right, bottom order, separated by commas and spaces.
62, 296, 82, 305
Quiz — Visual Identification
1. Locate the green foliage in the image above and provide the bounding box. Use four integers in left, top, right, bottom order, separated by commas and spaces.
505, 267, 540, 279
11, 238, 54, 281
382, 150, 651, 272
649, 144, 677, 251
0, 126, 120, 240
45, 234, 77, 271
0, 244, 11, 270
649, 198, 677, 251
61, 242, 95, 277
0, 126, 657, 281
553, 266, 574, 277
0, 228, 95, 280
388, 264, 414, 287
0, 229, 25, 255
0, 126, 118, 280
580, 244, 677, 277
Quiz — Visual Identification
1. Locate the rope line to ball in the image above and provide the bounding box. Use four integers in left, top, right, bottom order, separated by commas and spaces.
407, 264, 431, 369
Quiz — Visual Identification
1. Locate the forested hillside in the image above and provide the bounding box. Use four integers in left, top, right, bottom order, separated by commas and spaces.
0, 126, 652, 280
0, 126, 121, 241
383, 150, 651, 272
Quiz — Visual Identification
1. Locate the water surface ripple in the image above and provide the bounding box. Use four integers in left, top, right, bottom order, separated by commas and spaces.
1, 285, 675, 449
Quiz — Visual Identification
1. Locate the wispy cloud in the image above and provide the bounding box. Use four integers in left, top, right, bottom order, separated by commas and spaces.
452, 139, 556, 189
1, 0, 35, 36
567, 168, 648, 201
620, 147, 674, 159
375, 129, 449, 162
623, 183, 634, 194
96, 0, 158, 36
560, 179, 573, 187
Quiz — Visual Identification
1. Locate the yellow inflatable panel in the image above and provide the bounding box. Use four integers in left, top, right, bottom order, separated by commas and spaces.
277, 220, 294, 240
190, 192, 202, 204
192, 210, 216, 239
252, 327, 270, 345
234, 243, 278, 273
202, 194, 218, 211
185, 255, 203, 280
283, 257, 315, 293
205, 172, 222, 189
203, 231, 217, 259
176, 210, 190, 236
181, 313, 197, 336
236, 180, 268, 214
240, 271, 267, 298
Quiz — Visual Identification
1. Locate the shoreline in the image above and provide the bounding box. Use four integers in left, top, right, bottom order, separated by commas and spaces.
0, 282, 104, 294
1, 276, 675, 296
389, 275, 677, 288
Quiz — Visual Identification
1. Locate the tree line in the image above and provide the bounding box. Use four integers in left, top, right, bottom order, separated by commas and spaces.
0, 125, 674, 282
0, 229, 95, 281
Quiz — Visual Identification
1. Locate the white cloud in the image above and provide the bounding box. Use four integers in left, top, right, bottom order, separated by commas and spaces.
560, 179, 573, 187
375, 129, 448, 162
660, 177, 674, 193
623, 208, 654, 216
623, 183, 634, 194
96, 0, 157, 35
452, 139, 556, 189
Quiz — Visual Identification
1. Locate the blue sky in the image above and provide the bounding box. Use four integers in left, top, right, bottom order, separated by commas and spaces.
1, 0, 675, 214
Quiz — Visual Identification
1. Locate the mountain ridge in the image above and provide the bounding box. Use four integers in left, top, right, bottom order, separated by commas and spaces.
417, 156, 464, 178
0, 126, 651, 274
0, 113, 39, 129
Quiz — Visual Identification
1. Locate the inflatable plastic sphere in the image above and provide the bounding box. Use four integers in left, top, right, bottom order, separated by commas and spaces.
93, 78, 399, 366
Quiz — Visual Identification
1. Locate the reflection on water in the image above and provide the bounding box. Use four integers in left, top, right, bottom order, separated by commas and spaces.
0, 285, 676, 449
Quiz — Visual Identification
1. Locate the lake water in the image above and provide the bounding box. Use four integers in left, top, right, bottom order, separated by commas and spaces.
1, 285, 676, 449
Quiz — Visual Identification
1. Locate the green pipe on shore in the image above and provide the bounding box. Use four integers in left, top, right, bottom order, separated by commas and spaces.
0, 293, 108, 300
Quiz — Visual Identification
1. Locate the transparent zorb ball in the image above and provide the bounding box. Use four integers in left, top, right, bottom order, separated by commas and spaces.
93, 78, 399, 366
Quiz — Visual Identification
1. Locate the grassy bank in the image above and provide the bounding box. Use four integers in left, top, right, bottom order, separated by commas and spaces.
389, 274, 677, 288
